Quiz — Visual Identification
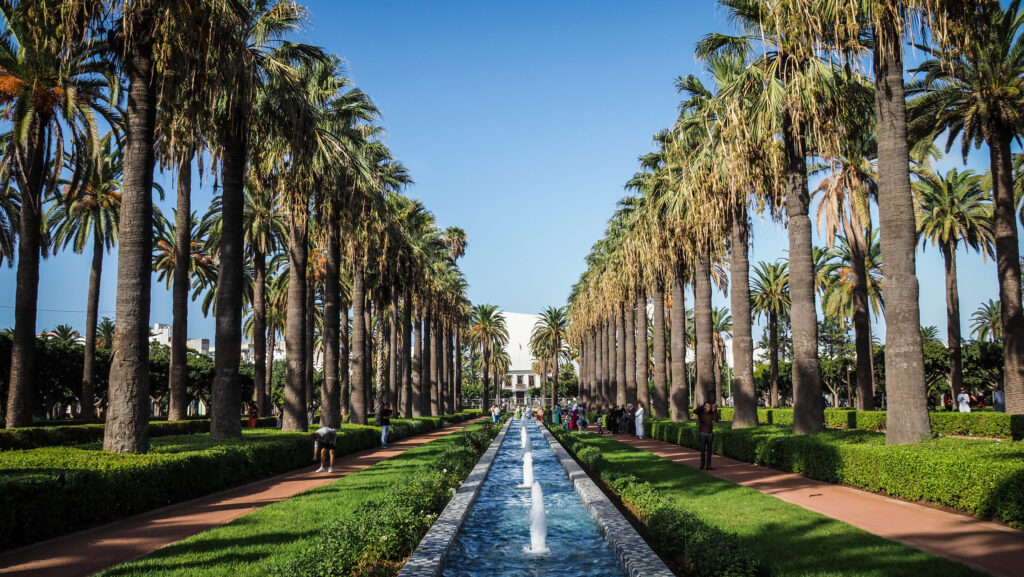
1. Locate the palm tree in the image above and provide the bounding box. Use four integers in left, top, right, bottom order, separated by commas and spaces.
971, 300, 1003, 343
711, 307, 733, 406
907, 0, 1024, 414
1, 0, 114, 429
47, 133, 121, 419
751, 260, 790, 408
470, 304, 508, 406
532, 306, 569, 408
914, 167, 994, 403
44, 324, 81, 346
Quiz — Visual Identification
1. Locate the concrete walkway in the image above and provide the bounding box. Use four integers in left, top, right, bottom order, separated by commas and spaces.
612, 434, 1024, 577
0, 419, 483, 577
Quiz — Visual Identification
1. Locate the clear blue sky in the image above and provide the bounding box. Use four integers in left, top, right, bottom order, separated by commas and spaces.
0, 0, 1014, 345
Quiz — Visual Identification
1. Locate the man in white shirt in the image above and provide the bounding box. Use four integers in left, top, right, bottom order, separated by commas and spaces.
312, 427, 337, 473
957, 391, 971, 413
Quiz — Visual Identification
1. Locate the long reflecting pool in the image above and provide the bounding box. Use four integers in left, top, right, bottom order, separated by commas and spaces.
442, 416, 626, 577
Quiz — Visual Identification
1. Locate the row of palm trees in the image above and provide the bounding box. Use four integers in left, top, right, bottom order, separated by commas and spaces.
568, 0, 1024, 445
1, 0, 473, 453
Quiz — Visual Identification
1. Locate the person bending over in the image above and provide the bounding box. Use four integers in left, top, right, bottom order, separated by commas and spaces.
312, 427, 337, 473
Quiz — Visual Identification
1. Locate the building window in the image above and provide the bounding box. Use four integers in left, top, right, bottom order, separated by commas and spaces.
528, 375, 535, 387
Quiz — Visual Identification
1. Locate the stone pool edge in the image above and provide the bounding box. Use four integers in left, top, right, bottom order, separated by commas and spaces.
538, 424, 675, 577
398, 417, 511, 577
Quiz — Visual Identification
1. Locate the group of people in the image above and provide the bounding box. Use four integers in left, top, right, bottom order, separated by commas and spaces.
552, 402, 591, 431
599, 403, 646, 439
309, 402, 394, 474
946, 389, 1007, 413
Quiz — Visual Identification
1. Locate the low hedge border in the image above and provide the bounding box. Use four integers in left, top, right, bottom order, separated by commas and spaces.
715, 407, 1024, 440
646, 419, 1024, 529
0, 417, 279, 451
270, 417, 506, 577
0, 410, 482, 551
550, 427, 762, 577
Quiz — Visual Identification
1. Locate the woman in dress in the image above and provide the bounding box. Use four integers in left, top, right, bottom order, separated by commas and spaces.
635, 402, 645, 439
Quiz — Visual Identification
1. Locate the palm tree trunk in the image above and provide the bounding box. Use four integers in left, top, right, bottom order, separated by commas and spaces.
782, 108, 825, 434
636, 290, 650, 410
304, 277, 315, 419
481, 339, 490, 410
652, 279, 668, 418
80, 223, 104, 420
6, 111, 49, 429
321, 220, 341, 427
253, 247, 268, 417
104, 23, 156, 452
442, 324, 451, 413
695, 250, 715, 409
455, 326, 463, 411
430, 315, 440, 415
168, 155, 192, 422
350, 254, 367, 425
402, 291, 413, 417
730, 209, 757, 428
769, 312, 780, 408
266, 327, 275, 416
605, 317, 615, 409
389, 293, 400, 407
625, 298, 637, 404
374, 307, 387, 415
670, 266, 689, 420
553, 337, 560, 409
412, 309, 423, 417
846, 220, 874, 412
873, 16, 931, 440
422, 311, 433, 415
283, 211, 308, 432
615, 302, 627, 406
593, 328, 603, 409
211, 109, 247, 440
340, 305, 350, 422
940, 243, 964, 403
988, 129, 1024, 414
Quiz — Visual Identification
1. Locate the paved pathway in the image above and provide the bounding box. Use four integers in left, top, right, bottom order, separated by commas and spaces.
0, 419, 483, 577
612, 434, 1024, 577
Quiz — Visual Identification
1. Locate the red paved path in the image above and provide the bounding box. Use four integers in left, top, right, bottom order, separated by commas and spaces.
613, 434, 1024, 577
0, 419, 482, 577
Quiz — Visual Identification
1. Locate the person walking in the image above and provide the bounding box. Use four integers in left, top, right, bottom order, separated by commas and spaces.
247, 402, 258, 428
311, 427, 338, 473
491, 404, 501, 423
694, 401, 719, 470
625, 403, 636, 436
379, 402, 393, 448
994, 387, 1006, 413
634, 402, 645, 440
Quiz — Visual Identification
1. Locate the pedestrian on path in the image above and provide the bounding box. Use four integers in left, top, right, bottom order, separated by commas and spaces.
491, 404, 501, 423
994, 387, 1006, 412
379, 402, 393, 448
635, 402, 645, 440
312, 427, 337, 473
694, 401, 719, 470
248, 402, 258, 428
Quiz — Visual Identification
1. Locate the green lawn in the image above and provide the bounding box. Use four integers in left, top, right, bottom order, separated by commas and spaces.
569, 433, 987, 577
97, 421, 491, 577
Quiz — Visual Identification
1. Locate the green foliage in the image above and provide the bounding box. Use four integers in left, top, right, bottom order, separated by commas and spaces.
549, 427, 760, 577
0, 412, 483, 551
0, 417, 277, 450
271, 418, 504, 577
645, 419, 1024, 528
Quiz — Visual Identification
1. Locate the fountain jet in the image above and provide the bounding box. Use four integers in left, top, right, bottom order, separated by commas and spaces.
525, 481, 549, 553
520, 451, 534, 487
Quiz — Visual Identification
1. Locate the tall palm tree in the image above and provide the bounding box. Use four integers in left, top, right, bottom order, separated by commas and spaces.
907, 0, 1024, 414
971, 299, 1003, 342
47, 133, 121, 419
470, 304, 508, 406
915, 167, 994, 402
711, 307, 733, 406
751, 260, 790, 408
1, 0, 113, 429
532, 306, 569, 408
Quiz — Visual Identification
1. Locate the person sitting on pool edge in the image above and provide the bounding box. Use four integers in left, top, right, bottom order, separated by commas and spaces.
312, 426, 337, 473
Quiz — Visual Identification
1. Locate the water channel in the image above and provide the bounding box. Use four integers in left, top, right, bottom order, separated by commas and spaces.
442, 416, 626, 577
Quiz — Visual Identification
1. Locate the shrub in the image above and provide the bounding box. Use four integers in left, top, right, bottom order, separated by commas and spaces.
0, 417, 278, 451
575, 445, 606, 471
644, 419, 1024, 528
272, 419, 503, 577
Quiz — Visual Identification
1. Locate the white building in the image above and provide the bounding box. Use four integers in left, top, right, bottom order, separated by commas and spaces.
500, 311, 546, 403
149, 323, 210, 356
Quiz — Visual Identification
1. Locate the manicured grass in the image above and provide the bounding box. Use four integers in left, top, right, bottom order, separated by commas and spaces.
566, 433, 987, 577
97, 420, 494, 577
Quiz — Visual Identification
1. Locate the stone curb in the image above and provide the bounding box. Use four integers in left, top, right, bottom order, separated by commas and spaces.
539, 425, 675, 577
398, 418, 511, 577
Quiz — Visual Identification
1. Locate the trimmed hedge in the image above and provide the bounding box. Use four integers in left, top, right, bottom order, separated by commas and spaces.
646, 419, 1024, 528
272, 417, 505, 577
716, 407, 1024, 440
549, 427, 761, 577
0, 417, 279, 451
0, 411, 482, 551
